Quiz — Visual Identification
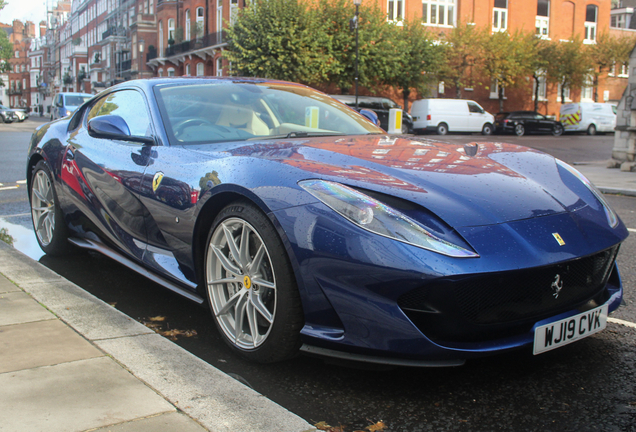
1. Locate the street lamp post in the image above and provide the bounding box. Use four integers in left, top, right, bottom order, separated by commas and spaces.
352, 0, 361, 110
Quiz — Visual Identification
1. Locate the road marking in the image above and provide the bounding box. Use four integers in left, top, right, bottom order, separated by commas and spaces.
0, 213, 31, 218
608, 317, 636, 329
0, 186, 19, 191
628, 228, 636, 233
16, 180, 27, 184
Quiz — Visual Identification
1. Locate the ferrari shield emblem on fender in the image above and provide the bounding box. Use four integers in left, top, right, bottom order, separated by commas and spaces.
552, 233, 565, 246
152, 172, 164, 193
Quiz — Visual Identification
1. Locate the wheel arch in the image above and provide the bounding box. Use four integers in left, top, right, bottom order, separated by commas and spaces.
26, 153, 46, 201
192, 186, 303, 298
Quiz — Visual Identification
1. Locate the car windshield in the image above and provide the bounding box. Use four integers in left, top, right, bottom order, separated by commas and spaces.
154, 81, 384, 145
65, 95, 92, 106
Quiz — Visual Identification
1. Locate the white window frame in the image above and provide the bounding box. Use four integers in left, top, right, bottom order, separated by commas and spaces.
490, 78, 505, 99
216, 57, 223, 76
159, 21, 164, 55
492, 0, 507, 32
533, 71, 547, 101
619, 63, 629, 78
558, 83, 571, 103
196, 7, 204, 38
581, 75, 594, 101
185, 64, 190, 76
387, 0, 404, 22
168, 18, 175, 41
185, 9, 191, 41
217, 0, 223, 32
422, 0, 455, 27
230, 0, 239, 26
584, 5, 597, 44
167, 67, 175, 77
196, 62, 204, 76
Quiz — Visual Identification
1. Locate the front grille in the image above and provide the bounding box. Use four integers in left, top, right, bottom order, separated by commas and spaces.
398, 246, 619, 343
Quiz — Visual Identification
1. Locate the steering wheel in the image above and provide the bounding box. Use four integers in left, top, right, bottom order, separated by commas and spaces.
174, 118, 215, 137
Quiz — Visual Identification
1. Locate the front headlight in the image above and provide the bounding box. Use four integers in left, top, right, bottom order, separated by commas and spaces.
299, 179, 478, 258
556, 159, 618, 228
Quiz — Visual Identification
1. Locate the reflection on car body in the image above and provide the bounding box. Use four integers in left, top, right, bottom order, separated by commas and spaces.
27, 77, 628, 366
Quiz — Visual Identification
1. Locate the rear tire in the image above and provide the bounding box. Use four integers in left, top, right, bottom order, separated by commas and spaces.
587, 124, 597, 135
436, 123, 448, 135
29, 160, 71, 255
552, 124, 564, 136
204, 201, 303, 363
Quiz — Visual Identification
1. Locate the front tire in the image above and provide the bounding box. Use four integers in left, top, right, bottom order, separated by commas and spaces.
514, 124, 525, 136
204, 201, 303, 363
29, 160, 71, 255
587, 124, 597, 135
436, 123, 448, 135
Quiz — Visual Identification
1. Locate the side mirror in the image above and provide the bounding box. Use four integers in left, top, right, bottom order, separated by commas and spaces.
359, 109, 380, 127
88, 115, 155, 145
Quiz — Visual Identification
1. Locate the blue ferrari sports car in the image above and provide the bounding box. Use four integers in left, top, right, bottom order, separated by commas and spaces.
27, 78, 628, 365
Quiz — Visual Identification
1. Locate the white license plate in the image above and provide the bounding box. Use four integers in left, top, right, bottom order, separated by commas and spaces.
533, 304, 608, 355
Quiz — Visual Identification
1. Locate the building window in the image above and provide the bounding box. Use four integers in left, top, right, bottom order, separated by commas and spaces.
196, 7, 204, 38
536, 0, 549, 38
490, 78, 505, 99
158, 67, 164, 77
216, 57, 223, 76
558, 83, 571, 102
159, 21, 164, 55
168, 18, 175, 42
185, 64, 190, 76
167, 67, 175, 77
533, 71, 547, 101
216, 0, 223, 32
15, 50, 19, 58
388, 0, 403, 21
196, 62, 204, 76
230, 0, 239, 25
581, 76, 593, 101
492, 0, 507, 32
584, 5, 597, 44
619, 63, 628, 77
185, 9, 191, 41
422, 0, 454, 26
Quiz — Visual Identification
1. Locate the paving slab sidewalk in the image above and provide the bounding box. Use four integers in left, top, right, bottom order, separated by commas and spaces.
0, 240, 315, 432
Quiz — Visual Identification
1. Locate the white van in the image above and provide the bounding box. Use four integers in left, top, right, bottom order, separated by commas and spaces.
410, 98, 495, 135
559, 103, 616, 135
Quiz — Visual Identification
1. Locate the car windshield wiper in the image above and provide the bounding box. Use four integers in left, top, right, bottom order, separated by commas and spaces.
248, 131, 343, 140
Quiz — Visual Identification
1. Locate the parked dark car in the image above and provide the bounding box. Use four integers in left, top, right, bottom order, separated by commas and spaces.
27, 78, 627, 365
495, 111, 564, 137
331, 94, 413, 134
0, 105, 17, 123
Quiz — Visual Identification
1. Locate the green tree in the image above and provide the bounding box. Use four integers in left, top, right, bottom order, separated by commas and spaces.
0, 28, 12, 73
546, 38, 590, 104
224, 0, 332, 84
437, 23, 487, 99
312, 0, 398, 94
481, 30, 537, 112
588, 33, 636, 102
530, 37, 552, 112
383, 19, 444, 111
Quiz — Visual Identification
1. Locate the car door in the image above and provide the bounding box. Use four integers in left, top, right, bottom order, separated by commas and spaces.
534, 113, 554, 133
467, 101, 486, 131
60, 89, 155, 261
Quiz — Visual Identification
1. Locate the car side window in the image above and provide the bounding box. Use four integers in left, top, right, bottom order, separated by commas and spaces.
86, 90, 152, 137
467, 102, 484, 114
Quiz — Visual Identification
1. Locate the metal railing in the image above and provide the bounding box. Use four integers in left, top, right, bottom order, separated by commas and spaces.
164, 31, 226, 57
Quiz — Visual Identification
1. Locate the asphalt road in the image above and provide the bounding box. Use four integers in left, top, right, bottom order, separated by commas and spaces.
1, 120, 635, 431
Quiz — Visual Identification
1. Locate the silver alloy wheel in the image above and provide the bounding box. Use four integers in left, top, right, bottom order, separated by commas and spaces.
206, 217, 277, 350
31, 169, 56, 247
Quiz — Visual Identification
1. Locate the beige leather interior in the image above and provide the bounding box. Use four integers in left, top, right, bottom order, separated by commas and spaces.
216, 103, 270, 136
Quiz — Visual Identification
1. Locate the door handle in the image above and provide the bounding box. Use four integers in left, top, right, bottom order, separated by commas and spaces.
65, 148, 75, 161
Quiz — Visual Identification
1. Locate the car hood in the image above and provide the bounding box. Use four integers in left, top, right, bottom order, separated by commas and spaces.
192, 135, 593, 228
